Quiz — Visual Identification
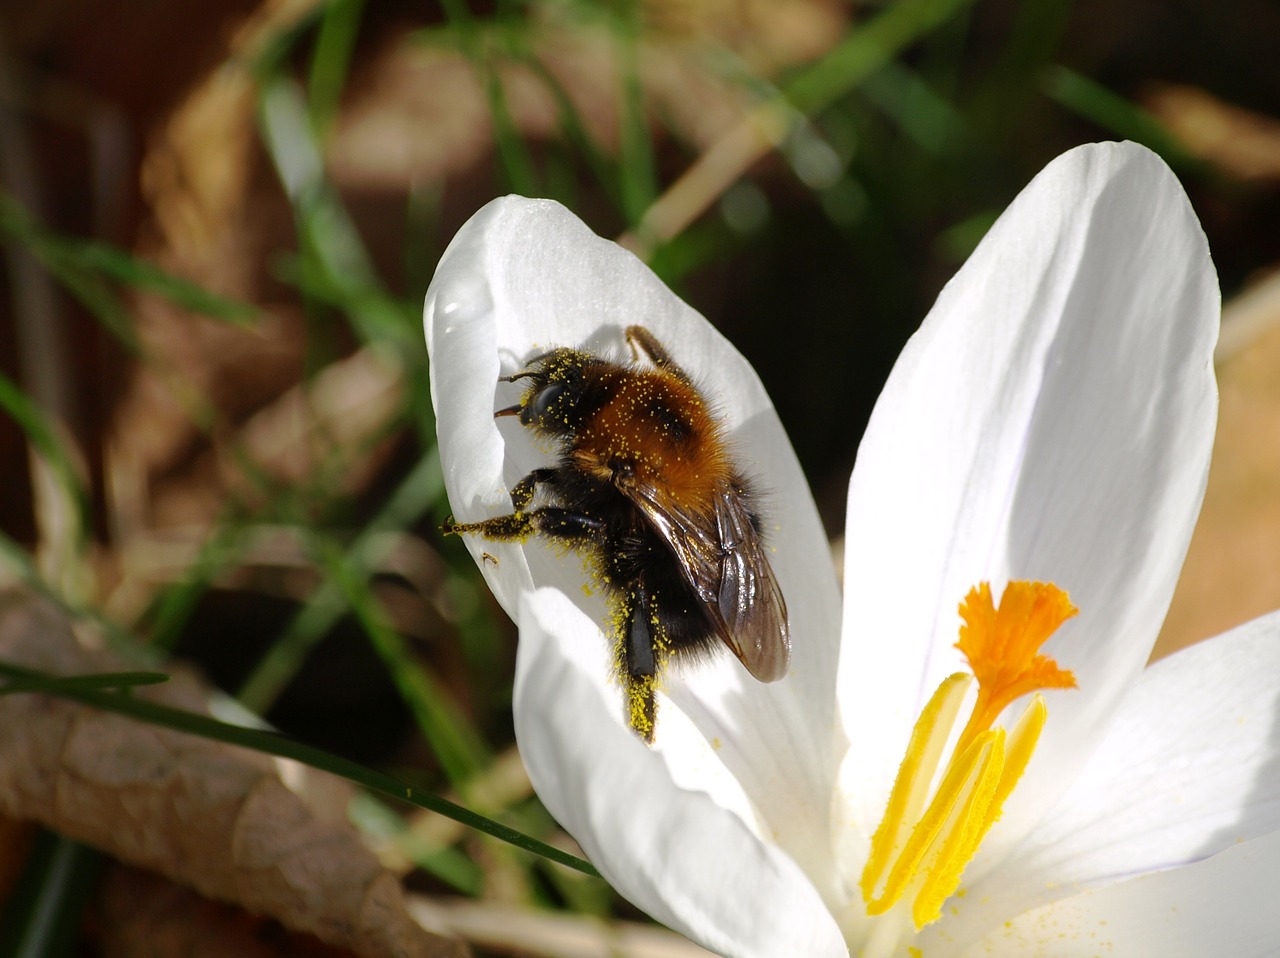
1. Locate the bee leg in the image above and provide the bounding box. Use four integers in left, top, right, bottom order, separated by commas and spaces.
621, 586, 659, 743
442, 511, 533, 540
530, 508, 604, 540
624, 326, 692, 385
509, 468, 557, 511
443, 506, 603, 543
441, 468, 559, 536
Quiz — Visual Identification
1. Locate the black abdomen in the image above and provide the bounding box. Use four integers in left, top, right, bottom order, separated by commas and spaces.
544, 463, 719, 667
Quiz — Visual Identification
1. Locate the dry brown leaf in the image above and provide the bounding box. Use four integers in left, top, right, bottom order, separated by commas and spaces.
329, 29, 744, 191
111, 0, 343, 545
97, 864, 355, 958
329, 3, 845, 192
117, 0, 324, 500
139, 344, 407, 527
1144, 83, 1280, 183
0, 592, 466, 958
642, 0, 845, 71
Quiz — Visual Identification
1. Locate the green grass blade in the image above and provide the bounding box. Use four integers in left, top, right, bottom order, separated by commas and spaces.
141, 521, 250, 653
0, 193, 256, 326
616, 8, 657, 225
0, 671, 169, 697
1041, 67, 1200, 168
0, 372, 90, 538
315, 534, 491, 784
860, 60, 967, 154
68, 241, 258, 325
309, 0, 366, 137
785, 0, 978, 115
521, 56, 619, 209
0, 831, 104, 958
235, 573, 349, 712
349, 793, 485, 895
484, 71, 541, 197
257, 76, 413, 348
434, 3, 540, 195
236, 449, 445, 712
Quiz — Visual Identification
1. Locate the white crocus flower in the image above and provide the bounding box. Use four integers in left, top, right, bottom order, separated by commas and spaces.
424, 142, 1280, 957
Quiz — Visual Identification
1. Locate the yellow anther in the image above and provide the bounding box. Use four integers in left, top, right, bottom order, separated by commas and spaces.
986, 693, 1048, 832
861, 674, 972, 904
912, 729, 1004, 926
866, 727, 999, 918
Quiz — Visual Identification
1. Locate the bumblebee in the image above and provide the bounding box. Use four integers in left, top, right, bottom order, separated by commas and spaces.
444, 325, 790, 742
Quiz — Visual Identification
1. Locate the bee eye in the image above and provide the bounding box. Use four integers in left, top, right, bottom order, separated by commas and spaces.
528, 382, 567, 421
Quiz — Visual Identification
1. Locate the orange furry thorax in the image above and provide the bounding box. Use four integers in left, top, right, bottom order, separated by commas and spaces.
570, 365, 729, 508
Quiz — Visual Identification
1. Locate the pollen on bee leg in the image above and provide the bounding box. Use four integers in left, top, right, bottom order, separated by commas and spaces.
860, 580, 1077, 934
625, 673, 658, 742
443, 510, 536, 543
607, 587, 669, 743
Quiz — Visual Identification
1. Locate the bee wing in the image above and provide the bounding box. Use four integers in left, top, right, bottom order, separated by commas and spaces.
623, 483, 791, 682
708, 487, 791, 681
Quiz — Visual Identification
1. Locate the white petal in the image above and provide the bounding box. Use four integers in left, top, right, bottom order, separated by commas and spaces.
931, 610, 1280, 949
838, 143, 1219, 837
425, 198, 845, 894
515, 588, 847, 958
959, 828, 1280, 957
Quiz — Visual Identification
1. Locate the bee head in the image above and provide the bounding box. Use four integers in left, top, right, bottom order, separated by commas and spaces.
500, 347, 593, 436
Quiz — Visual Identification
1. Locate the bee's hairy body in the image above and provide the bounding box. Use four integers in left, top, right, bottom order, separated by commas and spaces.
445, 326, 790, 742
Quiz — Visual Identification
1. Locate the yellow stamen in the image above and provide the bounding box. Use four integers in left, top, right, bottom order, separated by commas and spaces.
861, 674, 972, 905
914, 695, 1049, 925
867, 725, 1001, 918
860, 580, 1077, 932
912, 729, 1004, 927
987, 693, 1048, 830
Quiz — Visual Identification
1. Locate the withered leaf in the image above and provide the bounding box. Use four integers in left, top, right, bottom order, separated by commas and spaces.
0, 592, 465, 958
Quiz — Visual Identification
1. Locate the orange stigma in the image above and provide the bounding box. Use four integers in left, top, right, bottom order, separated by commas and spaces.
953, 581, 1078, 757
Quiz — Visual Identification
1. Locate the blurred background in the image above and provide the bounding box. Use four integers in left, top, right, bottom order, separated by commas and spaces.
0, 0, 1278, 954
